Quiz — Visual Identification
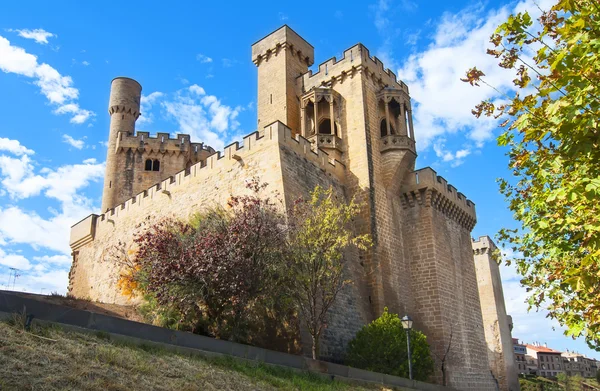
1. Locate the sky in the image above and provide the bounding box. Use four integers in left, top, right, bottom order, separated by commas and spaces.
0, 0, 594, 358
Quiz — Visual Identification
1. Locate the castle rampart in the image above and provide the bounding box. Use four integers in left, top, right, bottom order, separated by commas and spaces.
400, 168, 476, 230
115, 131, 214, 155
300, 44, 408, 93
70, 121, 346, 252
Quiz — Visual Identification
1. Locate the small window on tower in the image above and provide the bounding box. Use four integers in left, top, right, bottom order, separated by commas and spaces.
152, 159, 160, 172
145, 159, 152, 171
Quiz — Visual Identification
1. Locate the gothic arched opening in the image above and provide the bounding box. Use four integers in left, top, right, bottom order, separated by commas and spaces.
145, 159, 153, 171
152, 159, 160, 172
380, 119, 395, 137
318, 118, 339, 136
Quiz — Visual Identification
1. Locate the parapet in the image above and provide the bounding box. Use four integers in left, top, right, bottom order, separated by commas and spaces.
252, 25, 314, 66
114, 131, 215, 155
400, 167, 477, 230
70, 121, 345, 251
109, 77, 142, 116
301, 44, 408, 93
472, 235, 497, 251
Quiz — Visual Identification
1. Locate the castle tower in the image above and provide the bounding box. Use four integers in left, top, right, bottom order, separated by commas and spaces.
251, 25, 314, 135
101, 77, 214, 213
473, 236, 520, 391
102, 77, 142, 212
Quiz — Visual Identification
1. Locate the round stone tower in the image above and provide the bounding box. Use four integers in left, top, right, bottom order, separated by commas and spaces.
101, 77, 142, 212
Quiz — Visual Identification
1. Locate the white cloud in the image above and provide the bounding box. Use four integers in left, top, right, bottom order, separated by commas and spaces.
221, 58, 238, 68
138, 91, 164, 125
0, 138, 34, 156
0, 35, 94, 123
196, 54, 213, 63
81, 60, 90, 66
33, 254, 71, 266
393, 0, 554, 159
1, 267, 69, 294
2, 160, 104, 203
432, 139, 471, 167
158, 84, 241, 150
62, 134, 85, 149
0, 155, 101, 255
53, 103, 94, 124
0, 249, 31, 270
11, 28, 55, 45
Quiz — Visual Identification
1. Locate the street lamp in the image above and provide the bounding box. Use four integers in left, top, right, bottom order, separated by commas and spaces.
401, 315, 414, 380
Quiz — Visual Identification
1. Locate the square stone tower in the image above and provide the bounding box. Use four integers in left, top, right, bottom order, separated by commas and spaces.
473, 236, 520, 391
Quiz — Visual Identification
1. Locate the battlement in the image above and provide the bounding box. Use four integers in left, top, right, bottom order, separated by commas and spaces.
301, 44, 408, 92
71, 121, 345, 250
114, 131, 215, 154
400, 167, 476, 230
252, 25, 314, 66
472, 235, 498, 256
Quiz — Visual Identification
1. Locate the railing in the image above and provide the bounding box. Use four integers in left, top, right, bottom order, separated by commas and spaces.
308, 134, 343, 151
380, 134, 415, 153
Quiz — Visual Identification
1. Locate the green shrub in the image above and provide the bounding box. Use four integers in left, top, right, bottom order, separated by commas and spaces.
345, 307, 434, 381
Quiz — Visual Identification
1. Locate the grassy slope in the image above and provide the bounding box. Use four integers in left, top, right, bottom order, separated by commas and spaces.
0, 321, 397, 391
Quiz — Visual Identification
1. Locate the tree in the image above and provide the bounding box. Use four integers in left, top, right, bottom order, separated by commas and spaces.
120, 179, 297, 349
286, 186, 371, 359
432, 323, 459, 386
462, 0, 600, 348
346, 307, 434, 381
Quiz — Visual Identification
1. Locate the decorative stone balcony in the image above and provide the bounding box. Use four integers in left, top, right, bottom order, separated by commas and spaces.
308, 134, 343, 151
380, 134, 415, 154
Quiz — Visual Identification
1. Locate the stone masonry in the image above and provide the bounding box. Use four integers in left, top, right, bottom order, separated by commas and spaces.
69, 25, 514, 391
473, 236, 520, 391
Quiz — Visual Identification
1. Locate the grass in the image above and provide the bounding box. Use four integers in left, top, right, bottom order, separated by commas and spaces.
0, 318, 399, 391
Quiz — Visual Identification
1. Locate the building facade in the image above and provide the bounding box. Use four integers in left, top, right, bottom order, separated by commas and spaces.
513, 339, 528, 375
68, 25, 514, 391
562, 352, 598, 378
526, 344, 564, 378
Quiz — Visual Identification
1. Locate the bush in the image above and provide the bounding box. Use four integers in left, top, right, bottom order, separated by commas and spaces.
346, 308, 434, 381
119, 179, 300, 352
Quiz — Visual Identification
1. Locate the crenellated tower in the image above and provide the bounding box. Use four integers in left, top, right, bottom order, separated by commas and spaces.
101, 77, 215, 212
252, 25, 314, 136
102, 77, 142, 212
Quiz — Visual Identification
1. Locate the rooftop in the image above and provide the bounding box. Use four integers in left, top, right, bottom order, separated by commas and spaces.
525, 344, 562, 354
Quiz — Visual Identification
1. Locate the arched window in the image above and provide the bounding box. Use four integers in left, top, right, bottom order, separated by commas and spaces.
145, 159, 152, 171
380, 119, 395, 137
152, 159, 160, 172
318, 118, 338, 136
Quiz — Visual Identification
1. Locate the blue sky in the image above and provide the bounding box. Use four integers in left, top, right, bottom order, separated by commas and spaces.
0, 0, 592, 357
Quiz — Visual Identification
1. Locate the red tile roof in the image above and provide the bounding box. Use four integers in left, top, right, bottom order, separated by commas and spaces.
525, 344, 562, 354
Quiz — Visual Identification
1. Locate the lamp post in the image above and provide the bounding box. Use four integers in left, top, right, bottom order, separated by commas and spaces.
401, 315, 414, 380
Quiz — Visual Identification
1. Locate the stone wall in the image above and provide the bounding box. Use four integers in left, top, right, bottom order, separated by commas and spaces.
278, 132, 371, 360
70, 121, 363, 360
473, 236, 520, 391
400, 169, 497, 391
71, 123, 291, 304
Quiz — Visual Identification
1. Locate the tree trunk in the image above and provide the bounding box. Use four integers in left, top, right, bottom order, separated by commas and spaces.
441, 362, 447, 386
311, 334, 319, 360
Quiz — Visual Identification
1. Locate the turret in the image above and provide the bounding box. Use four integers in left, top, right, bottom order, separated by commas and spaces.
101, 77, 142, 212
252, 25, 314, 136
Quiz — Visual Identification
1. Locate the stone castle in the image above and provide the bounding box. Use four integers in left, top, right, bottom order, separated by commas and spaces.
69, 26, 517, 390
